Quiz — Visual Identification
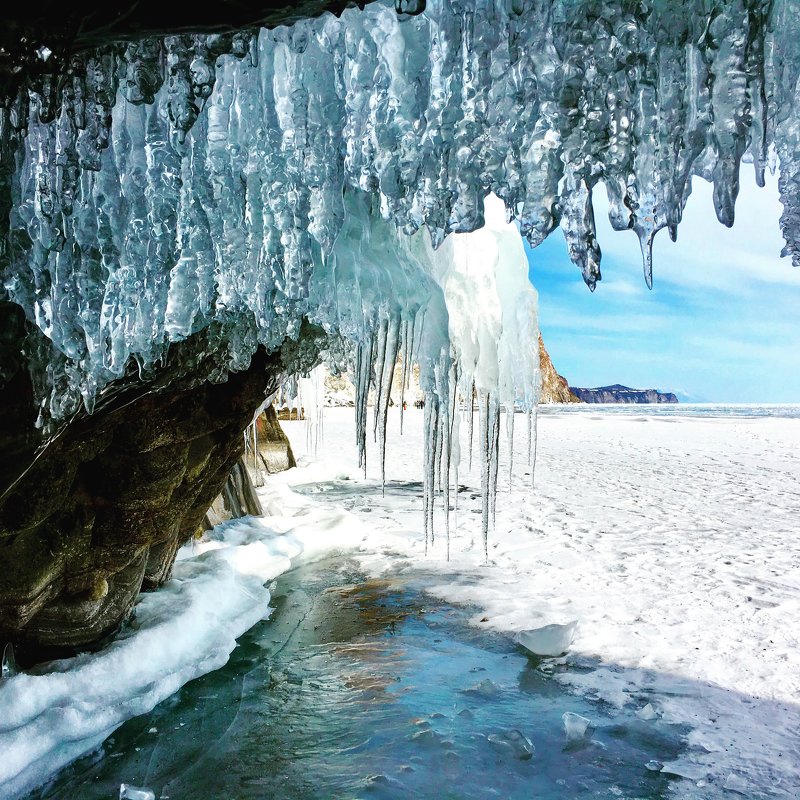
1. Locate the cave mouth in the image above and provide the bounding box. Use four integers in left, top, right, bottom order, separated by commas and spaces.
0, 0, 798, 795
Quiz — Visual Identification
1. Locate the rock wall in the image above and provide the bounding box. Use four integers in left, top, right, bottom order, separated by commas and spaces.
0, 319, 324, 665
539, 334, 580, 404
204, 406, 296, 530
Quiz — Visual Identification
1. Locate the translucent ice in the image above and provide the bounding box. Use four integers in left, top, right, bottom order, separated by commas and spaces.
3, 0, 797, 429
1, 644, 16, 681
636, 703, 658, 721
487, 729, 535, 760
562, 712, 592, 743
461, 678, 501, 698
119, 786, 155, 800
515, 621, 578, 657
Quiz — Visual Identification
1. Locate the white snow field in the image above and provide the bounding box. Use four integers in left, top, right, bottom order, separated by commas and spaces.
281, 405, 800, 799
1, 403, 798, 798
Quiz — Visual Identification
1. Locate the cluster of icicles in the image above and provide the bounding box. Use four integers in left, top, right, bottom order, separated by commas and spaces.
275, 191, 541, 558
3, 0, 800, 425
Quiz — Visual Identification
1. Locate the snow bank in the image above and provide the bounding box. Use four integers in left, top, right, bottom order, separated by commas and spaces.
0, 478, 365, 799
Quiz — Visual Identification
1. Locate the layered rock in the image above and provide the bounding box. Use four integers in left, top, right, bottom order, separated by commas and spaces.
538, 334, 580, 404
0, 321, 325, 665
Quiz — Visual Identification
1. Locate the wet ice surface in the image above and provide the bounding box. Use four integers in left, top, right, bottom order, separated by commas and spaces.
285, 407, 800, 797
26, 560, 686, 800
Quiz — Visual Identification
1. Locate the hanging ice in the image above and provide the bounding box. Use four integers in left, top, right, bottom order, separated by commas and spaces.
1, 0, 798, 424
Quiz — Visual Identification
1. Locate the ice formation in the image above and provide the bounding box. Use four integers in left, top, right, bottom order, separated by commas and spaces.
119, 785, 156, 800
515, 620, 578, 656
562, 711, 592, 743
1, 0, 799, 542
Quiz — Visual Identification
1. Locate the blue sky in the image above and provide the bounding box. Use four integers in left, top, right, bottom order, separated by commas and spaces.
526, 168, 800, 403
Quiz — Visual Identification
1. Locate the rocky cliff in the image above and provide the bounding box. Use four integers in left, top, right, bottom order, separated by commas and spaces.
539, 335, 580, 404
569, 384, 679, 404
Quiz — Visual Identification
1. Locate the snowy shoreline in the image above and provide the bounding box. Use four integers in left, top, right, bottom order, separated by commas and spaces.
1, 404, 798, 798
282, 406, 800, 798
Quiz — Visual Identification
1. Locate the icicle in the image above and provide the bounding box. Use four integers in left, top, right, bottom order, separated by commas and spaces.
422, 393, 439, 555
526, 409, 532, 466
530, 405, 539, 489
376, 314, 401, 494
489, 397, 501, 529
478, 390, 490, 561
1, 643, 17, 680
251, 419, 259, 485
450, 380, 462, 559
506, 404, 515, 491
468, 379, 476, 472
354, 333, 375, 475
434, 403, 444, 495
372, 317, 389, 444
399, 318, 411, 435
445, 361, 459, 562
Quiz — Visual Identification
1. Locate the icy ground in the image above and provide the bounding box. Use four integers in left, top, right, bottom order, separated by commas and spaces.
281, 406, 800, 798
2, 404, 799, 799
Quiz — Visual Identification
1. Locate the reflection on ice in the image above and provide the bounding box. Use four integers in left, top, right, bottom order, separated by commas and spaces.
119, 785, 155, 800
487, 730, 535, 760
27, 559, 689, 800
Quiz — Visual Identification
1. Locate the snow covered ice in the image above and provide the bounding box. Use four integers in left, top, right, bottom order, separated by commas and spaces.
515, 620, 578, 657
0, 485, 365, 799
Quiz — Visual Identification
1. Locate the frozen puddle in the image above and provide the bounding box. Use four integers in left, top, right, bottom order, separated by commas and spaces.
25, 559, 688, 799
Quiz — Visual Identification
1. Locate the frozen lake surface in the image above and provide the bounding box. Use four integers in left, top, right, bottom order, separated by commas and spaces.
26, 559, 687, 799
3, 404, 799, 798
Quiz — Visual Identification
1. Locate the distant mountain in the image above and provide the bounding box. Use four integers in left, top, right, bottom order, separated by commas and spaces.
569, 384, 678, 404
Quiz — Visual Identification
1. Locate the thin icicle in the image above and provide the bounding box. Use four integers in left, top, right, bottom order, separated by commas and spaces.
468, 379, 476, 472
376, 314, 401, 494
372, 317, 389, 444
530, 404, 539, 489
422, 393, 438, 555
399, 318, 411, 435
354, 333, 375, 475
489, 397, 501, 530
526, 409, 532, 466
478, 390, 490, 561
506, 404, 515, 491
450, 383, 461, 559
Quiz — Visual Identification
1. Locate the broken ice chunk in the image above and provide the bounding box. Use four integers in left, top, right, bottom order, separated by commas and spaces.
460, 678, 500, 698
636, 703, 658, 720
119, 785, 156, 800
515, 621, 578, 657
644, 760, 664, 772
487, 730, 535, 760
562, 712, 592, 742
722, 773, 750, 794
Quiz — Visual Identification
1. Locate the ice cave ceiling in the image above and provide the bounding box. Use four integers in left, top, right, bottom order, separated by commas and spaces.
0, 0, 798, 423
